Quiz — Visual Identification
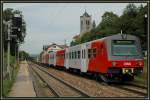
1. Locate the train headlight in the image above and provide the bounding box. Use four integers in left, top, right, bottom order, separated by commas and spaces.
112, 61, 116, 66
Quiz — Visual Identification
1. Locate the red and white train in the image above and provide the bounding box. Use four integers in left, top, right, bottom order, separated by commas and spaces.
40, 34, 144, 82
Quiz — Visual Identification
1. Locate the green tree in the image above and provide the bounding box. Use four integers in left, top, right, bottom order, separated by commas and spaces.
71, 3, 148, 50
19, 51, 30, 60
121, 4, 147, 49
98, 11, 120, 35
3, 8, 27, 56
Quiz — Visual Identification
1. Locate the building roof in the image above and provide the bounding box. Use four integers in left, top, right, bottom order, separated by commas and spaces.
44, 43, 68, 51
73, 34, 80, 40
81, 11, 90, 17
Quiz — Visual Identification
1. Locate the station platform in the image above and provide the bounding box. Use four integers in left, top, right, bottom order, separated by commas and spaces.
9, 60, 36, 97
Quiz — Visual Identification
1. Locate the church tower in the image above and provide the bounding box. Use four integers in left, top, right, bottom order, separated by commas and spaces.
80, 11, 92, 37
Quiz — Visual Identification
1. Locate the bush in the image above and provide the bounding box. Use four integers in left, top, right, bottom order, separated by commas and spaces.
3, 53, 19, 97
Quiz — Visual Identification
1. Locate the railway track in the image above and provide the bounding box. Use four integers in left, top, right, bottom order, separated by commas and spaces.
28, 62, 90, 97
110, 84, 147, 96
32, 61, 147, 97
99, 80, 147, 96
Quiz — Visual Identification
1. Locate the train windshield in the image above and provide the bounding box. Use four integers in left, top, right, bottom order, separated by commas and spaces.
112, 40, 139, 56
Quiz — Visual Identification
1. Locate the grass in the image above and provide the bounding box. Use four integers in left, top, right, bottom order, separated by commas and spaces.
3, 53, 20, 97
134, 57, 148, 85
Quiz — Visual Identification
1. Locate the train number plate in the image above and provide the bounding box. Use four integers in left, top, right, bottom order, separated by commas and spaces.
122, 68, 134, 74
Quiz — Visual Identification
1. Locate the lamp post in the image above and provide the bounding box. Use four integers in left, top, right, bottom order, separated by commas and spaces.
144, 14, 147, 56
144, 14, 147, 34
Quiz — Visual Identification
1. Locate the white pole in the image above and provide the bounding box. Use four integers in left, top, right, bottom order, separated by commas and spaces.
7, 20, 11, 80
18, 44, 19, 63
121, 30, 123, 35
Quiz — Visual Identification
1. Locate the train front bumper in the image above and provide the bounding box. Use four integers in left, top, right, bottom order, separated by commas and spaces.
108, 67, 143, 75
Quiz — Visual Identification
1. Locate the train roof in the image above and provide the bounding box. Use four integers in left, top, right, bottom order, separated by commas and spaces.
92, 33, 138, 41
58, 34, 139, 51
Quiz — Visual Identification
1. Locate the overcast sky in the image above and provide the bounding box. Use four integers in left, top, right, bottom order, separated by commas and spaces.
3, 3, 147, 55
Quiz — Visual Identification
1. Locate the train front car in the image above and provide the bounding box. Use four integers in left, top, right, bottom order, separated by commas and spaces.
103, 34, 144, 82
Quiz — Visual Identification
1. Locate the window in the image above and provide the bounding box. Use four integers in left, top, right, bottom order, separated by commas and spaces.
84, 49, 86, 58
93, 48, 97, 58
85, 20, 90, 25
81, 21, 83, 25
86, 20, 90, 25
75, 51, 77, 59
72, 52, 74, 59
112, 40, 139, 56
82, 50, 83, 58
100, 46, 104, 55
69, 52, 71, 59
78, 51, 80, 59
88, 49, 91, 58
66, 53, 68, 59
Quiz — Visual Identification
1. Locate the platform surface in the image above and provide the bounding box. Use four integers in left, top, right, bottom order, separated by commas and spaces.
9, 61, 36, 97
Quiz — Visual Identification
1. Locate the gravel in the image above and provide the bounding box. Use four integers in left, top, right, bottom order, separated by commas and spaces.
40, 65, 146, 97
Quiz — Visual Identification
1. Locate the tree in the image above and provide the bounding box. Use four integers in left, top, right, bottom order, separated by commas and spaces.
19, 51, 30, 60
3, 8, 27, 56
123, 3, 138, 17
96, 11, 120, 36
121, 3, 147, 49
92, 20, 96, 29
71, 4, 148, 50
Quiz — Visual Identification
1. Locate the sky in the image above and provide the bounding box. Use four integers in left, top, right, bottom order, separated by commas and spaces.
3, 3, 147, 55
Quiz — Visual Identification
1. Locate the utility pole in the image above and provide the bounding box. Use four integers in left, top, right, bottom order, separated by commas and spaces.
3, 13, 20, 80
7, 20, 12, 80
18, 43, 19, 62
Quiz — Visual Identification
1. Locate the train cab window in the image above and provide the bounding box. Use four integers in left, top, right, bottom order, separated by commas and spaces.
112, 40, 139, 56
88, 49, 91, 58
93, 48, 97, 58
78, 51, 80, 59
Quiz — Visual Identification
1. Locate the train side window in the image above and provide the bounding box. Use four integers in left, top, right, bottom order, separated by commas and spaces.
83, 50, 84, 58
84, 49, 85, 58
82, 50, 83, 58
66, 53, 67, 59
69, 52, 71, 59
93, 48, 97, 58
71, 52, 72, 59
88, 49, 91, 58
75, 51, 77, 59
101, 45, 104, 55
72, 52, 74, 59
78, 51, 80, 59
74, 52, 75, 59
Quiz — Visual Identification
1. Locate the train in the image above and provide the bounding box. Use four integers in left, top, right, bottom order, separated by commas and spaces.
40, 34, 144, 82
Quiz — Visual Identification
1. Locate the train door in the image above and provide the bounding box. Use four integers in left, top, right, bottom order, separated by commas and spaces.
65, 49, 69, 69
53, 52, 56, 66
81, 44, 87, 72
